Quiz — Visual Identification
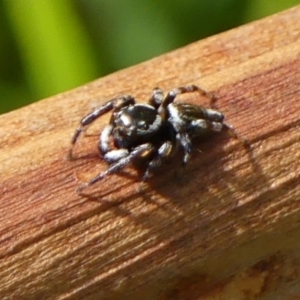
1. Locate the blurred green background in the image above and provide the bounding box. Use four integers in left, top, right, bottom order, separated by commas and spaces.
0, 0, 298, 114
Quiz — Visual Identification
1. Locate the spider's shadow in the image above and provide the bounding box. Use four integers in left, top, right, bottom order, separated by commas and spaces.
67, 130, 288, 293
75, 131, 268, 233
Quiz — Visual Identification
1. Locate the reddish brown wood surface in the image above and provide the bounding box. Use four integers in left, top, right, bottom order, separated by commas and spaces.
1, 6, 300, 300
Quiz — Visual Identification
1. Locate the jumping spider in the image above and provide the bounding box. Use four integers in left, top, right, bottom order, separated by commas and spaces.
68, 85, 239, 193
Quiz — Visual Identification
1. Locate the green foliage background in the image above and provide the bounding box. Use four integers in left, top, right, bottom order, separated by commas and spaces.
0, 0, 298, 114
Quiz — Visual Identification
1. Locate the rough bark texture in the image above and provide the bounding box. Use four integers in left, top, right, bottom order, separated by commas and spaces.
1, 6, 300, 300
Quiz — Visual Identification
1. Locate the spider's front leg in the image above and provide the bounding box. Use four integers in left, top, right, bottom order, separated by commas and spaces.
77, 143, 155, 194
67, 95, 135, 160
148, 87, 164, 108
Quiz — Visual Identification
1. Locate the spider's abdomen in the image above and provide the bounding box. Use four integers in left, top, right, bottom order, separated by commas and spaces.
167, 103, 225, 137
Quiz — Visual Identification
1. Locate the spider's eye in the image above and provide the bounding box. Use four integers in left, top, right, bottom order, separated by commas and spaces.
137, 120, 147, 129
119, 114, 132, 127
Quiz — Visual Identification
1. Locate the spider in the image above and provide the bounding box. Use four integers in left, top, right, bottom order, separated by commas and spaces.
68, 85, 237, 193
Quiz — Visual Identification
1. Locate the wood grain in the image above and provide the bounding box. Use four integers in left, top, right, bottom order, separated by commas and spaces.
1, 6, 300, 300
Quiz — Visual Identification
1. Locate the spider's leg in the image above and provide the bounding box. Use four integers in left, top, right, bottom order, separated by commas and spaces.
223, 123, 250, 148
103, 149, 129, 163
68, 95, 135, 159
77, 143, 155, 194
190, 119, 250, 149
176, 133, 192, 164
159, 85, 215, 119
190, 119, 223, 137
148, 87, 164, 108
143, 141, 174, 181
99, 124, 114, 155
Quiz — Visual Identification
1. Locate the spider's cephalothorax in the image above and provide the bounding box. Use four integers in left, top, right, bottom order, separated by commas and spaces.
68, 85, 233, 193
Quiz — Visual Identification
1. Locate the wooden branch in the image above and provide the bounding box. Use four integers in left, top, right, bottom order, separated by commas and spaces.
1, 6, 300, 299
